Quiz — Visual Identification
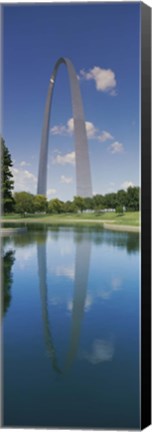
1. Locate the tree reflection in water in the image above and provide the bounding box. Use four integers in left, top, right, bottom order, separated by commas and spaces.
2, 249, 15, 316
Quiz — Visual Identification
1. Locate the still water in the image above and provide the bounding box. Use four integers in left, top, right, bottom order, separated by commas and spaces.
3, 225, 140, 429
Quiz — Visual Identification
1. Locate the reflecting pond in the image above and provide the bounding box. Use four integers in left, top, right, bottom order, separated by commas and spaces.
3, 226, 140, 429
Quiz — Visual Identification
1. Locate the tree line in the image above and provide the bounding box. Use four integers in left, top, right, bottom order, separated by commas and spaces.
1, 139, 140, 215
12, 187, 139, 215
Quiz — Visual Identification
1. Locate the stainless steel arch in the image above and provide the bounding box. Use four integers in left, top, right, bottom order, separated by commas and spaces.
37, 57, 92, 197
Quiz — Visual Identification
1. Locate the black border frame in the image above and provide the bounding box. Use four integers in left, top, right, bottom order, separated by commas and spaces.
141, 2, 151, 429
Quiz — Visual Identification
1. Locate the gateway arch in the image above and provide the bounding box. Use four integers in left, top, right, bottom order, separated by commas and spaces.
37, 57, 92, 197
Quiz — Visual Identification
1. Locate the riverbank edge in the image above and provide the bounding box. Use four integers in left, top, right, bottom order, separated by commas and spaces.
1, 227, 28, 236
103, 223, 140, 233
0, 218, 140, 233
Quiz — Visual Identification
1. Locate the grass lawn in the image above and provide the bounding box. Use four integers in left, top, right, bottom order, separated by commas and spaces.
1, 211, 140, 227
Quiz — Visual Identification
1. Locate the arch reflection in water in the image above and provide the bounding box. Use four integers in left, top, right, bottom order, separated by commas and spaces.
37, 243, 62, 374
37, 236, 91, 374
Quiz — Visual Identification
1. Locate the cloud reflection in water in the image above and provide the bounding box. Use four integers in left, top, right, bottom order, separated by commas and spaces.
82, 339, 114, 364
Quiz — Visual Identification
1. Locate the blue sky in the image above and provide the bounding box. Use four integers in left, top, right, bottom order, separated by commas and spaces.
3, 2, 140, 201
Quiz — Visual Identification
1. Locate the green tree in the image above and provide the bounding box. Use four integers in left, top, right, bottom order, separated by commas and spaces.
116, 189, 127, 208
64, 200, 77, 213
116, 205, 124, 215
104, 192, 117, 209
73, 196, 85, 213
48, 198, 64, 214
83, 197, 94, 210
1, 138, 14, 213
92, 194, 105, 209
14, 191, 34, 215
33, 194, 47, 213
126, 186, 140, 211
94, 204, 105, 215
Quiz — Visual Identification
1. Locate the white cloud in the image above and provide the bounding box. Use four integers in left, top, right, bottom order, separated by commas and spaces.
82, 339, 114, 364
85, 121, 98, 138
98, 130, 114, 142
53, 151, 75, 166
80, 66, 117, 94
51, 118, 117, 143
56, 265, 75, 280
110, 89, 118, 97
67, 300, 73, 312
111, 277, 122, 291
24, 170, 36, 180
59, 245, 72, 256
109, 141, 124, 154
98, 288, 112, 300
20, 160, 31, 167
84, 294, 92, 311
121, 181, 134, 190
50, 120, 72, 137
60, 175, 73, 184
11, 167, 37, 193
97, 274, 123, 300
51, 125, 67, 135
47, 188, 57, 197
51, 117, 98, 138
51, 117, 98, 140
16, 247, 36, 270
12, 167, 19, 174
67, 118, 98, 139
67, 294, 92, 313
67, 117, 74, 133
